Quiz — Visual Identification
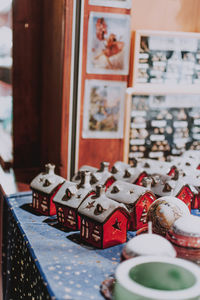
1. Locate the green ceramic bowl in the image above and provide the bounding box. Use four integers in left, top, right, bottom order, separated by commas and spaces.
114, 256, 200, 300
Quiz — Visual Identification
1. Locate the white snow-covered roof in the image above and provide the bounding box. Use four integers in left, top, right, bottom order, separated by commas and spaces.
106, 180, 155, 205
137, 158, 175, 176
111, 161, 130, 175
71, 165, 98, 183
78, 188, 128, 223
118, 166, 147, 184
151, 179, 194, 197
30, 163, 65, 195
53, 175, 95, 209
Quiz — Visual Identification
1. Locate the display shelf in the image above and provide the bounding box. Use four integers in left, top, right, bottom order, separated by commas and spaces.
131, 30, 200, 88
123, 89, 200, 163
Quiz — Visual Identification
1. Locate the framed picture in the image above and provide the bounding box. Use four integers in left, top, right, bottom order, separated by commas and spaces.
123, 88, 200, 163
86, 12, 131, 75
82, 80, 127, 139
132, 30, 200, 88
89, 0, 132, 9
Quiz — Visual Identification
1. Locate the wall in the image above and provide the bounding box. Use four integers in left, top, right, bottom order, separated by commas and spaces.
131, 0, 200, 32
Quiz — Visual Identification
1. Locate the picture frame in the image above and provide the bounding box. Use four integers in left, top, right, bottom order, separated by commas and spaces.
86, 12, 131, 75
89, 0, 132, 9
82, 79, 127, 139
132, 30, 200, 88
123, 88, 200, 163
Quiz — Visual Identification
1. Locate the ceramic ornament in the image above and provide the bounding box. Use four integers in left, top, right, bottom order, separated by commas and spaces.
147, 196, 190, 236
114, 256, 200, 300
167, 215, 200, 264
121, 222, 176, 260
78, 185, 129, 248
30, 163, 65, 216
106, 180, 156, 230
53, 171, 94, 230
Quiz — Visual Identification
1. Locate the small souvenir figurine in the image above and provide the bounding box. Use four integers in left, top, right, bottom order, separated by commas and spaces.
147, 196, 190, 236
121, 222, 176, 261
167, 215, 200, 265
106, 180, 156, 231
53, 171, 94, 230
30, 163, 65, 216
78, 185, 129, 248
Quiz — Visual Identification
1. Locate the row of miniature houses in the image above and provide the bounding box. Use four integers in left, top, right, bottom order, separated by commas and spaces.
30, 158, 199, 248
30, 163, 157, 248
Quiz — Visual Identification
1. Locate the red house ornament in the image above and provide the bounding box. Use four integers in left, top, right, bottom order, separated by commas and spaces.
30, 163, 65, 216
150, 178, 195, 211
78, 185, 129, 249
106, 180, 156, 231
53, 171, 94, 230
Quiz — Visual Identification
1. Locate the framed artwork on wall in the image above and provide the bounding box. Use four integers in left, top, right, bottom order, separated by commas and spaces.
89, 0, 132, 9
86, 12, 131, 75
82, 79, 126, 139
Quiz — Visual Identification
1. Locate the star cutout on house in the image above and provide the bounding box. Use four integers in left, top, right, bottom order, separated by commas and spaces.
112, 218, 121, 231
86, 201, 95, 209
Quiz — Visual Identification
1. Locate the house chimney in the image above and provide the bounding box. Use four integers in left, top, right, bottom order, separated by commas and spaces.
98, 161, 110, 172
142, 177, 152, 189
78, 171, 91, 189
95, 185, 105, 198
45, 163, 55, 175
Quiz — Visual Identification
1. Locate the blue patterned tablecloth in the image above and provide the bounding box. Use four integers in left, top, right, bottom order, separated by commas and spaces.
2, 191, 136, 300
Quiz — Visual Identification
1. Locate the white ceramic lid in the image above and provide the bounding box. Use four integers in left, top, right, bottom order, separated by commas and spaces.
172, 215, 200, 237
124, 233, 176, 257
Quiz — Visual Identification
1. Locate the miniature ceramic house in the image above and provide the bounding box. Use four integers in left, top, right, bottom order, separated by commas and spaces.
110, 161, 131, 180
53, 171, 94, 230
150, 178, 195, 211
78, 185, 129, 249
106, 180, 156, 231
90, 161, 115, 190
119, 165, 149, 186
30, 163, 65, 216
138, 158, 178, 179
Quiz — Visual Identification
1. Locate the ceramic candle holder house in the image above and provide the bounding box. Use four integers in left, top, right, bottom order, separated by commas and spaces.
149, 177, 195, 211
147, 196, 190, 236
30, 163, 65, 216
106, 180, 156, 231
78, 185, 129, 249
167, 215, 200, 264
53, 171, 94, 230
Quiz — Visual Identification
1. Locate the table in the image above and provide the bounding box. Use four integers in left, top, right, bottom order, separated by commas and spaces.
2, 191, 136, 300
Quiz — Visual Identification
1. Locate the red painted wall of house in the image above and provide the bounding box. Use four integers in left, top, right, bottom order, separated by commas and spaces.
134, 172, 148, 186
177, 186, 193, 211
103, 210, 128, 248
133, 193, 156, 231
56, 204, 78, 230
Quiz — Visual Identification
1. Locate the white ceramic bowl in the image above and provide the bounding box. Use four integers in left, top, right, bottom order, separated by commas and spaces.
114, 256, 200, 300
